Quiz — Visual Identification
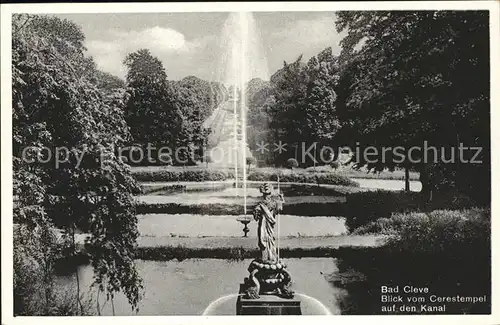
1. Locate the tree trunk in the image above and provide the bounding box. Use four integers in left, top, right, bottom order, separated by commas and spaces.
418, 163, 432, 204
405, 166, 410, 192
72, 225, 84, 315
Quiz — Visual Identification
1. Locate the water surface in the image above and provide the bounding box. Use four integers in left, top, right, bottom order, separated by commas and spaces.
56, 258, 343, 315
138, 214, 347, 238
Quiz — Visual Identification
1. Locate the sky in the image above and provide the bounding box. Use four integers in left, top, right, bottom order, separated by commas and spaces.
55, 12, 345, 82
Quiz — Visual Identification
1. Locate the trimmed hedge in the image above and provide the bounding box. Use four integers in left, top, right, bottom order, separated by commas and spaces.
247, 170, 359, 187
279, 184, 353, 197
136, 203, 243, 215
132, 169, 234, 182
142, 184, 186, 194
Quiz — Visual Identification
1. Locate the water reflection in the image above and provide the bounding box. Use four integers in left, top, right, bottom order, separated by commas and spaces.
55, 258, 341, 315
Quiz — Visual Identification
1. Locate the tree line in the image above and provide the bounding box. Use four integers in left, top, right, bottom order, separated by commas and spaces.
12, 14, 226, 314
12, 13, 147, 314
246, 10, 490, 204
123, 49, 227, 166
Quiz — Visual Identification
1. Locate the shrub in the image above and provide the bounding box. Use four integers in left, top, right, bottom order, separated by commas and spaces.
45, 287, 95, 316
203, 155, 212, 168
330, 161, 340, 170
344, 189, 479, 232
334, 208, 491, 314
246, 156, 257, 173
355, 208, 489, 238
247, 171, 270, 182
246, 156, 257, 167
429, 189, 477, 210
280, 184, 353, 197
132, 169, 234, 182
14, 224, 94, 315
315, 173, 359, 187
142, 184, 186, 195
286, 158, 299, 169
305, 165, 332, 173
158, 154, 173, 166
386, 208, 490, 254
14, 224, 60, 315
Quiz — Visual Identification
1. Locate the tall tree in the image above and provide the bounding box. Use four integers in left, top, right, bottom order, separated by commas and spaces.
304, 47, 340, 141
13, 14, 143, 313
268, 56, 310, 163
335, 11, 490, 202
124, 53, 220, 166
246, 78, 277, 165
124, 49, 182, 150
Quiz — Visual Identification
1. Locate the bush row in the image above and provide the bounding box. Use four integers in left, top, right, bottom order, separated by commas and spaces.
354, 208, 490, 246
142, 184, 186, 195
132, 169, 234, 182
247, 171, 359, 187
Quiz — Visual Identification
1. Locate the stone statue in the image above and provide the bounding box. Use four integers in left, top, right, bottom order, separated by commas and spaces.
242, 183, 294, 300
253, 183, 282, 263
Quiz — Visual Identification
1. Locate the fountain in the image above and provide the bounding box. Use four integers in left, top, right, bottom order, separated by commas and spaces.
236, 183, 302, 315
205, 11, 267, 193
236, 215, 252, 237
205, 12, 302, 315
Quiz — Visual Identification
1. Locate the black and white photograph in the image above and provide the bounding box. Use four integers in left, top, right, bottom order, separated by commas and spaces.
1, 1, 499, 321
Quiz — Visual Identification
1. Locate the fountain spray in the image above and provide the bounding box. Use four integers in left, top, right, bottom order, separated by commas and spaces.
239, 12, 248, 215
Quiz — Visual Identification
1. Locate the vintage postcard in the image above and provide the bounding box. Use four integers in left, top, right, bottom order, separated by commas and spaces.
1, 1, 499, 324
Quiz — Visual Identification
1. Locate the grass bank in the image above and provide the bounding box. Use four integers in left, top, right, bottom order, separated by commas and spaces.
135, 246, 349, 261
136, 202, 346, 216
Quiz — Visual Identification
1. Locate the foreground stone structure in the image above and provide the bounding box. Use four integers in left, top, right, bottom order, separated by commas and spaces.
237, 183, 301, 315
237, 285, 302, 315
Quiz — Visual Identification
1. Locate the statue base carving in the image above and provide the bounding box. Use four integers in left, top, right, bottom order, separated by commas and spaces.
241, 259, 294, 300
236, 284, 301, 315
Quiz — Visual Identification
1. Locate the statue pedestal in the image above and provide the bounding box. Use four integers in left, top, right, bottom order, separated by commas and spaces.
236, 284, 302, 315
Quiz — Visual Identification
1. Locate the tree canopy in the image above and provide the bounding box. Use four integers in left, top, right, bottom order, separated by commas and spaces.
334, 11, 490, 201
13, 14, 143, 313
